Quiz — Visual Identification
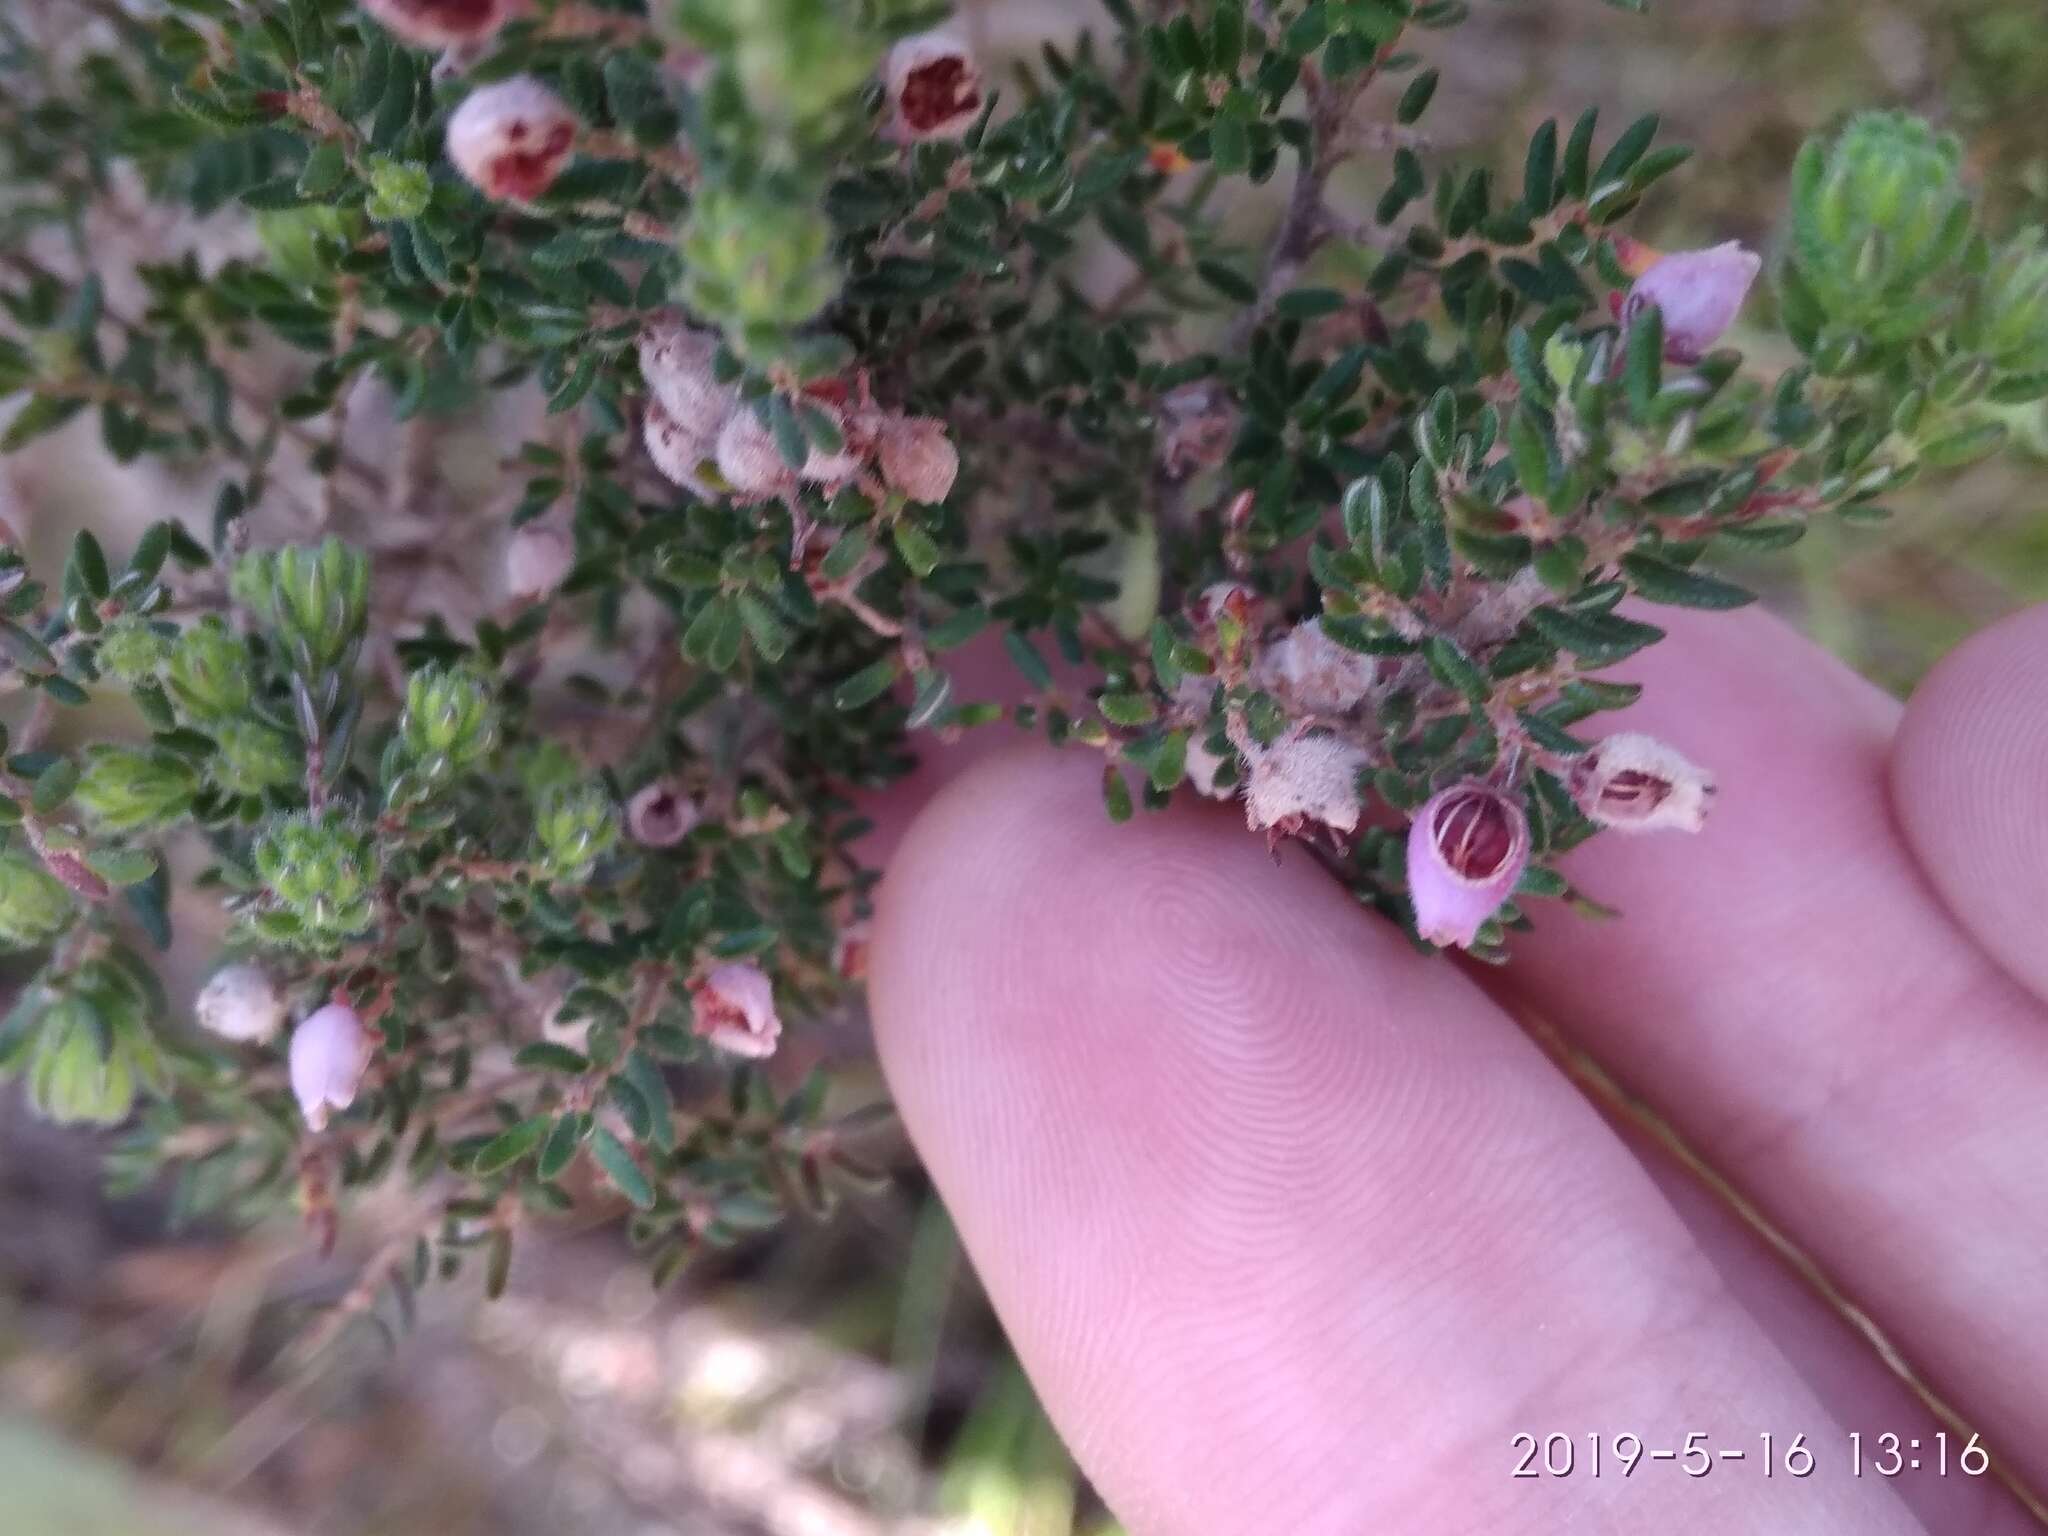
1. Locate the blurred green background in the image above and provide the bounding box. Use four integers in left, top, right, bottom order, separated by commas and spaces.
1, 1, 2043, 1533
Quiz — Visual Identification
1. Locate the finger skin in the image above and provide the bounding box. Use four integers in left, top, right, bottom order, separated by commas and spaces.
1891, 601, 2048, 1006
870, 747, 1923, 1536
1495, 606, 2048, 1492
1626, 1127, 2040, 1536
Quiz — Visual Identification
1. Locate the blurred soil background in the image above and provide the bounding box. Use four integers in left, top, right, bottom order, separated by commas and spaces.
1, 1, 2043, 1532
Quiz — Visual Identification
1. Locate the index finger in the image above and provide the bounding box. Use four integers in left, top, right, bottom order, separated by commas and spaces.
1491, 605, 2048, 1496
869, 746, 1926, 1534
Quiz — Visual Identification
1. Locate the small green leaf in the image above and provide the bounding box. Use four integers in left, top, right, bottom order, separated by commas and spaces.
1527, 605, 1665, 666
1396, 68, 1439, 125
67, 531, 110, 601
1523, 119, 1558, 211
1003, 630, 1053, 689
485, 1229, 513, 1299
1593, 113, 1660, 187
1098, 691, 1157, 726
1919, 421, 2008, 469
1619, 551, 1756, 610
905, 668, 953, 729
1422, 635, 1489, 703
0, 621, 56, 674
474, 1116, 550, 1176
31, 758, 78, 815
514, 1041, 591, 1073
537, 1113, 587, 1181
83, 847, 158, 886
736, 593, 792, 663
1517, 710, 1590, 756
1101, 765, 1134, 823
892, 520, 942, 577
1195, 259, 1258, 302
819, 526, 873, 582
833, 655, 901, 710
589, 1126, 654, 1209
926, 605, 990, 651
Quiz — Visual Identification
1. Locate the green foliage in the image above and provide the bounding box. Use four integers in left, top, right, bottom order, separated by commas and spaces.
73, 746, 199, 832
0, 0, 2035, 1326
396, 665, 499, 778
1787, 111, 1972, 345
532, 780, 619, 879
0, 850, 77, 948
11, 958, 171, 1126
254, 814, 380, 941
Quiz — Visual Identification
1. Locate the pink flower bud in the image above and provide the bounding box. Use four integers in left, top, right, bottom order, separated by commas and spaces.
1243, 731, 1370, 837
197, 963, 289, 1043
645, 396, 721, 494
504, 522, 574, 600
626, 779, 700, 848
1255, 617, 1384, 715
877, 416, 958, 503
445, 77, 578, 203
637, 319, 737, 438
361, 0, 520, 49
1570, 731, 1714, 833
289, 1003, 374, 1130
689, 962, 782, 1060
1624, 241, 1761, 363
885, 31, 985, 142
714, 411, 798, 497
1406, 783, 1530, 949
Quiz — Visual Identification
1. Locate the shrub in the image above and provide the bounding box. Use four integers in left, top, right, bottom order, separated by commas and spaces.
0, 0, 2038, 1307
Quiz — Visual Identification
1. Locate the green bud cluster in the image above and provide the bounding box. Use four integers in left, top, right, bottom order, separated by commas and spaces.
364, 155, 433, 223
532, 782, 619, 882
15, 960, 168, 1127
397, 666, 499, 779
166, 619, 255, 720
678, 187, 842, 357
1787, 111, 1973, 345
210, 721, 302, 797
94, 617, 173, 682
676, 0, 878, 128
0, 850, 77, 948
254, 206, 364, 289
73, 746, 198, 832
1964, 229, 2048, 376
239, 539, 370, 679
254, 814, 379, 940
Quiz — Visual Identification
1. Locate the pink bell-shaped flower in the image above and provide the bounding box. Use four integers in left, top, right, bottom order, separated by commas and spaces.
289, 1002, 374, 1130
361, 0, 521, 50
446, 77, 579, 203
627, 779, 701, 848
689, 963, 783, 1060
1406, 782, 1531, 949
885, 31, 985, 142
1571, 732, 1715, 833
1624, 241, 1761, 363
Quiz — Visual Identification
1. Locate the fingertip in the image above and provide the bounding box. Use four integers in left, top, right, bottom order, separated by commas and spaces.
1891, 601, 2048, 1003
863, 744, 1898, 1535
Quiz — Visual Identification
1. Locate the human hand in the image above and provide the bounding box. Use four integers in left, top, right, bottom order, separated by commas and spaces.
861, 603, 2048, 1535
